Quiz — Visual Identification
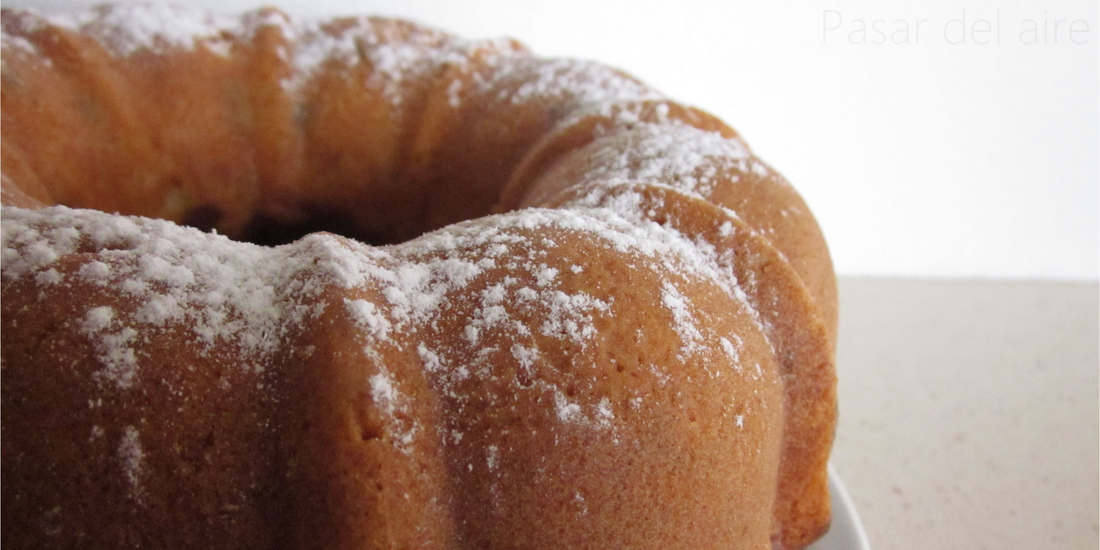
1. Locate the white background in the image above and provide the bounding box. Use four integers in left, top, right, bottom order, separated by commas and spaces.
8, 0, 1099, 281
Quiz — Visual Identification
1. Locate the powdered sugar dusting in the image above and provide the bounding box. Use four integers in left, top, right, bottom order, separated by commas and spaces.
539, 290, 609, 342
552, 390, 616, 431
367, 369, 420, 452
136, 294, 182, 326
83, 306, 115, 333
81, 306, 140, 389
78, 260, 112, 282
48, 4, 237, 57
2, 206, 339, 379
370, 372, 398, 415
282, 16, 521, 106
346, 298, 392, 341
1, 30, 42, 61
720, 335, 744, 372
554, 391, 583, 423
417, 343, 445, 373
492, 57, 660, 108
660, 281, 706, 358
118, 426, 145, 503
558, 123, 753, 199
1, 195, 751, 451
34, 268, 62, 286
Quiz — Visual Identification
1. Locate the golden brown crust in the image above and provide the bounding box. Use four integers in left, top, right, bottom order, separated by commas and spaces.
0, 253, 287, 548
1, 6, 836, 549
509, 116, 838, 349
0, 137, 51, 207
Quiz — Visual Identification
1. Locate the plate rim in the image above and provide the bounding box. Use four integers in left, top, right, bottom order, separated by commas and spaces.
809, 463, 873, 550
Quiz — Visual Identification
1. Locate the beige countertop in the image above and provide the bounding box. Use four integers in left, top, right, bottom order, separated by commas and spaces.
830, 278, 1099, 549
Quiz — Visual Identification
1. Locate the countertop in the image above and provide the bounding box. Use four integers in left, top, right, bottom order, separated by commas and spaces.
830, 277, 1099, 549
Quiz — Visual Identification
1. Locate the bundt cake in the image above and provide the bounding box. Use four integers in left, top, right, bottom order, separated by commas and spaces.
0, 5, 837, 549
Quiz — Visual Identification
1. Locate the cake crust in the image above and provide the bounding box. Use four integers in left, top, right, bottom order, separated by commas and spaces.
1, 6, 836, 549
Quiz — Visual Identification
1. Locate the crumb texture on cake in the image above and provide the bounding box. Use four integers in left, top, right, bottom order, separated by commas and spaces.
1, 5, 837, 549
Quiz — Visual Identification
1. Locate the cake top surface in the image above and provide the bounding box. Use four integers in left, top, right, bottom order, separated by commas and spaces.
0, 0, 775, 411
1, 191, 761, 387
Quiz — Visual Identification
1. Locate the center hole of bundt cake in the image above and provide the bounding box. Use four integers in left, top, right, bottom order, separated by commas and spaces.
169, 160, 509, 246
237, 209, 382, 247
179, 205, 373, 247
178, 192, 490, 248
